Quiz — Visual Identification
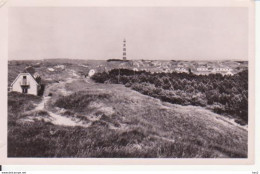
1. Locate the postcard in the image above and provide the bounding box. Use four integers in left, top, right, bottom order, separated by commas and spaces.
0, 0, 255, 165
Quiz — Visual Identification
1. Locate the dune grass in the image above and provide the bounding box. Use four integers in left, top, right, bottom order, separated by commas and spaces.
51, 82, 247, 157
9, 119, 242, 158
8, 79, 247, 158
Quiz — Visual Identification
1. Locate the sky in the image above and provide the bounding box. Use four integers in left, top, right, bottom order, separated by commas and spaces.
8, 7, 248, 60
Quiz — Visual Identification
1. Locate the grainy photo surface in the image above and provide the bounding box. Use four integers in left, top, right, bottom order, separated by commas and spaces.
7, 7, 248, 158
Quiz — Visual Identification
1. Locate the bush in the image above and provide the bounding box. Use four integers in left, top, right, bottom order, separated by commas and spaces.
91, 69, 248, 124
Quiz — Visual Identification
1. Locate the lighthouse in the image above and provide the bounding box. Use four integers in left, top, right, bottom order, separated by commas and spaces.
123, 39, 127, 60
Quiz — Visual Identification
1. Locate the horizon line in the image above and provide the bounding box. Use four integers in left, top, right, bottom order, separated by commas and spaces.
8, 58, 248, 62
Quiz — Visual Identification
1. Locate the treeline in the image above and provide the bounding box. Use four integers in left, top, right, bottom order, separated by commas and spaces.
107, 59, 130, 62
92, 69, 248, 125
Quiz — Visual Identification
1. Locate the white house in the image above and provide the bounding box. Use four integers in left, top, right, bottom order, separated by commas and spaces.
175, 67, 188, 73
225, 71, 234, 76
88, 69, 96, 77
10, 67, 41, 96
197, 67, 209, 72
211, 67, 233, 76
213, 67, 232, 72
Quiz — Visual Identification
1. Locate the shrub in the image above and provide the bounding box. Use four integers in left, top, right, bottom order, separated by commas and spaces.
91, 69, 248, 124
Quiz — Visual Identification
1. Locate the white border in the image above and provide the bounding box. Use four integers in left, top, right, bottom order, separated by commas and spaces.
0, 0, 257, 168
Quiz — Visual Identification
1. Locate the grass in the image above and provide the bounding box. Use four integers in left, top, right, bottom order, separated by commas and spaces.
42, 81, 247, 157
8, 82, 248, 158
8, 120, 226, 158
55, 91, 110, 113
8, 92, 42, 119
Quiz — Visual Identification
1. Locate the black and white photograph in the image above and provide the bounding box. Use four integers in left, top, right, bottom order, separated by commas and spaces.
5, 5, 251, 160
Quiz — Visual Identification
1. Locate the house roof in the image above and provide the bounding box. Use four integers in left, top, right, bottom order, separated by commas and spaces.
24, 66, 36, 76
10, 72, 40, 87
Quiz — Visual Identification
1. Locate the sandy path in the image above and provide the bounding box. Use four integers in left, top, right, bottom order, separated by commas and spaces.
28, 71, 91, 127
48, 110, 89, 127
33, 96, 89, 127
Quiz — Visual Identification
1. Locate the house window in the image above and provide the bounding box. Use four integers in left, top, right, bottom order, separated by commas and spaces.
21, 75, 28, 92
22, 75, 27, 85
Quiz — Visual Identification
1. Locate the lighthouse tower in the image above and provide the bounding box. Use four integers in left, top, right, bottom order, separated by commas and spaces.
123, 39, 127, 60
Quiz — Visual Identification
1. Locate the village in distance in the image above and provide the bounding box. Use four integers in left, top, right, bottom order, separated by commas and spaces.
7, 56, 248, 158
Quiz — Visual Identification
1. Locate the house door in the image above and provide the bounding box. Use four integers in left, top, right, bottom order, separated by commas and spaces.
22, 86, 28, 93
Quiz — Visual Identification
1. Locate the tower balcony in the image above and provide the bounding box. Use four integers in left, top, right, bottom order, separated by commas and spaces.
20, 80, 30, 86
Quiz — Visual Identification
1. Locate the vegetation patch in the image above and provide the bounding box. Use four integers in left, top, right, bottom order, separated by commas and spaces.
54, 91, 111, 114
7, 119, 247, 158
92, 69, 248, 125
8, 92, 42, 118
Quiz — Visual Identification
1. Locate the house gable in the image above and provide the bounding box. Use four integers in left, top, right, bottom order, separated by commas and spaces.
11, 73, 39, 87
